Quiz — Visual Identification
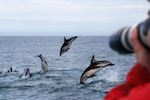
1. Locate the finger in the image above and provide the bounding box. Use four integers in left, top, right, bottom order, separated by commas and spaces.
130, 27, 143, 52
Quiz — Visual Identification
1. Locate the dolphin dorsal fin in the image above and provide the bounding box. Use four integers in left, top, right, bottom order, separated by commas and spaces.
64, 37, 67, 42
91, 55, 97, 65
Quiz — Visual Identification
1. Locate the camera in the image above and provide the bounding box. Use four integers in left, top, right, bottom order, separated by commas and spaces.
109, 18, 150, 54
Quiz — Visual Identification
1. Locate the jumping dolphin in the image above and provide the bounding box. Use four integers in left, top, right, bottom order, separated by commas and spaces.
60, 36, 78, 56
36, 54, 48, 72
20, 68, 32, 79
80, 55, 114, 84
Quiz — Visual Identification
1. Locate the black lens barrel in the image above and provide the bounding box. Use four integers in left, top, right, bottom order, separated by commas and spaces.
109, 18, 150, 54
109, 27, 133, 54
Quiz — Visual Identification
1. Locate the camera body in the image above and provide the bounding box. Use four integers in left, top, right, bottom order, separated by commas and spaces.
109, 18, 150, 54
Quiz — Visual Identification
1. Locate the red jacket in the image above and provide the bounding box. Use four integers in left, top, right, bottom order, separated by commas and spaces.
105, 63, 150, 100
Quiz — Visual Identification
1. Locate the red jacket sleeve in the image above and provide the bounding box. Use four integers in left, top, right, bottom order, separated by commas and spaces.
105, 63, 150, 100
119, 84, 150, 100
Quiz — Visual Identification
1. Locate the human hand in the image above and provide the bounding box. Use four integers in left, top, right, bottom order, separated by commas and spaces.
130, 27, 150, 72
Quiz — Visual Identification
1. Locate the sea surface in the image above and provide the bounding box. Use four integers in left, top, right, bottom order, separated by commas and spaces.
0, 36, 136, 100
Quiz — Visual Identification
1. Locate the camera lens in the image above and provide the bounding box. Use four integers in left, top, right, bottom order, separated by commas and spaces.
109, 27, 133, 54
109, 18, 150, 54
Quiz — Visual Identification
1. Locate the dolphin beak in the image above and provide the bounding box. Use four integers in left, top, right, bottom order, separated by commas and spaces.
35, 54, 42, 57
60, 52, 63, 56
109, 63, 115, 66
80, 81, 85, 84
35, 55, 40, 57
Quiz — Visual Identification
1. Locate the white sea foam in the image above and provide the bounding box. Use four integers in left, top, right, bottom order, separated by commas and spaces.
106, 71, 119, 82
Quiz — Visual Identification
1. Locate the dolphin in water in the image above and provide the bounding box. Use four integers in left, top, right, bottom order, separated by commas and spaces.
0, 71, 3, 77
0, 71, 3, 74
7, 66, 13, 72
36, 54, 48, 72
20, 68, 32, 79
60, 36, 78, 56
7, 66, 18, 73
80, 55, 114, 84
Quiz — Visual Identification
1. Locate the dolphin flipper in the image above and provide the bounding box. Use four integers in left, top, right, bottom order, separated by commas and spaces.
89, 74, 96, 78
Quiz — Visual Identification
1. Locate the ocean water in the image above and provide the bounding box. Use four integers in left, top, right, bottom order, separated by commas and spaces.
0, 36, 136, 100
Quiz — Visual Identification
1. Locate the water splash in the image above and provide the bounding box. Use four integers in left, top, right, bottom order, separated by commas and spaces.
106, 71, 119, 82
